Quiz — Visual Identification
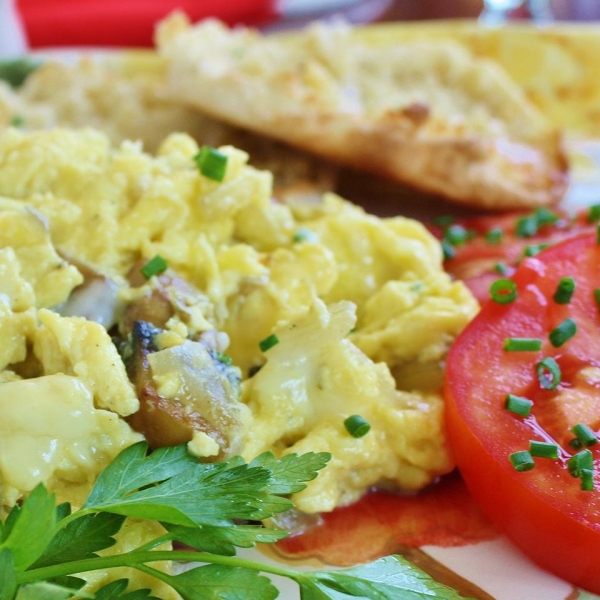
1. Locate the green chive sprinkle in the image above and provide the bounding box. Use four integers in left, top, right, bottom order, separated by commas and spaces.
444, 224, 471, 247
441, 240, 455, 260
140, 255, 168, 279
214, 351, 233, 366
10, 115, 24, 127
569, 438, 583, 450
581, 469, 595, 491
553, 277, 576, 304
504, 394, 533, 417
490, 279, 517, 304
523, 243, 550, 258
568, 449, 593, 478
259, 333, 279, 353
344, 415, 371, 438
494, 262, 511, 275
194, 146, 228, 182
594, 289, 600, 310
534, 207, 559, 226
509, 451, 535, 472
536, 357, 561, 390
597, 222, 600, 245
503, 338, 542, 352
293, 228, 318, 243
549, 318, 577, 348
588, 204, 600, 222
516, 215, 538, 238
529, 441, 559, 459
572, 423, 598, 447
433, 215, 454, 228
486, 227, 503, 244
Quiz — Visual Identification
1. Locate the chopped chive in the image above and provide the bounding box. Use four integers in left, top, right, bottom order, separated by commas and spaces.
597, 222, 600, 245
572, 423, 598, 447
567, 449, 593, 478
344, 415, 371, 438
444, 224, 471, 247
433, 215, 454, 228
529, 441, 559, 459
140, 255, 168, 279
581, 468, 595, 491
588, 204, 600, 222
486, 227, 503, 244
0, 57, 42, 88
523, 243, 549, 258
594, 289, 600, 310
214, 351, 233, 366
516, 215, 538, 238
569, 438, 583, 450
441, 240, 455, 260
259, 333, 279, 353
549, 318, 577, 348
509, 451, 535, 472
504, 394, 533, 417
10, 115, 24, 127
490, 279, 517, 304
534, 207, 559, 226
494, 262, 511, 275
553, 277, 576, 304
194, 146, 228, 182
536, 357, 561, 390
293, 227, 318, 243
503, 338, 542, 352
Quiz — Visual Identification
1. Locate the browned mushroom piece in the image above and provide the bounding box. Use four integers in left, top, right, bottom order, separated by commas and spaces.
57, 252, 122, 329
120, 260, 211, 336
124, 321, 244, 458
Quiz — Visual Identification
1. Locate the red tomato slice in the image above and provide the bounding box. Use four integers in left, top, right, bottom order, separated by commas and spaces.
444, 232, 600, 594
431, 208, 597, 304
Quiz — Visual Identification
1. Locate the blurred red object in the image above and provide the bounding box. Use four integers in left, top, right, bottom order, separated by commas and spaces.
16, 0, 279, 48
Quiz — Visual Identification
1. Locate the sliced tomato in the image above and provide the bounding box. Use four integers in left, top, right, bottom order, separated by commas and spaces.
444, 232, 600, 594
430, 208, 597, 304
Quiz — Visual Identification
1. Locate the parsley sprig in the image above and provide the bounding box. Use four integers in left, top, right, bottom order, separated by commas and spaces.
0, 442, 471, 599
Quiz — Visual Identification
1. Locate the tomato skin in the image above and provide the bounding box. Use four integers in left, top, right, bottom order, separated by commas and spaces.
444, 233, 600, 594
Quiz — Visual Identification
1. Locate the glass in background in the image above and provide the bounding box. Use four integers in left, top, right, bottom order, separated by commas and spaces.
481, 0, 600, 23
0, 0, 27, 56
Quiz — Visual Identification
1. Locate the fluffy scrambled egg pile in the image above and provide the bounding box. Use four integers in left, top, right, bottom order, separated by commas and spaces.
0, 127, 477, 519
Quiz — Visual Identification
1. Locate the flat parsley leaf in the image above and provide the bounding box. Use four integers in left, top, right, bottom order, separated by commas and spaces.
155, 564, 278, 600
0, 549, 17, 600
32, 512, 125, 569
0, 484, 56, 570
165, 523, 288, 556
302, 555, 474, 599
14, 582, 84, 600
250, 452, 331, 494
83, 443, 329, 527
93, 579, 160, 600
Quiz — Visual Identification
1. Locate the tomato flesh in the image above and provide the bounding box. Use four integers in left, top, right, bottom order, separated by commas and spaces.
444, 233, 600, 594
431, 209, 596, 304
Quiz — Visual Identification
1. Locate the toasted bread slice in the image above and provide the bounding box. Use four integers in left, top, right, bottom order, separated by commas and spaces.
156, 14, 568, 210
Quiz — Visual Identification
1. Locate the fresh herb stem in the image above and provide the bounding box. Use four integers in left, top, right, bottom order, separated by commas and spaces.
18, 550, 300, 585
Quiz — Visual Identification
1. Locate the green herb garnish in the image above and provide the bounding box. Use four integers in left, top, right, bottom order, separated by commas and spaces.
140, 255, 168, 280
549, 318, 577, 348
490, 279, 517, 304
259, 333, 279, 353
194, 146, 228, 182
0, 442, 471, 599
344, 415, 371, 438
0, 58, 42, 88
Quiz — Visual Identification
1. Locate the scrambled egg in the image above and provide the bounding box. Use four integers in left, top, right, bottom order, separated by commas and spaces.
0, 126, 477, 593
